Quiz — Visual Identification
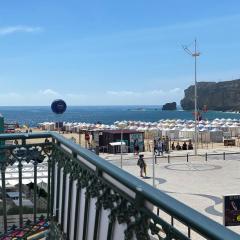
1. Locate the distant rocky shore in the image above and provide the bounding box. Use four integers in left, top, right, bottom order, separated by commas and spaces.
162, 102, 177, 110
181, 79, 240, 111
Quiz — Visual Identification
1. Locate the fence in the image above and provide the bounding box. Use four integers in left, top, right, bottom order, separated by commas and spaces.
0, 132, 239, 239
154, 151, 240, 164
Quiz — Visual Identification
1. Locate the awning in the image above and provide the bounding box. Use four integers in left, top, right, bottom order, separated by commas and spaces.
13, 199, 34, 207
109, 142, 126, 146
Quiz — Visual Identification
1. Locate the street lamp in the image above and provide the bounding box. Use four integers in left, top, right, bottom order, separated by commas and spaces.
118, 122, 127, 168
183, 39, 200, 155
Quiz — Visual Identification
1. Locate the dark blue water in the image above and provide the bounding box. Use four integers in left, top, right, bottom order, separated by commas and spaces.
0, 106, 240, 127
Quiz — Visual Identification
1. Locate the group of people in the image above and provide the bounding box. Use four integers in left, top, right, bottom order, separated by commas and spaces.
171, 140, 193, 151
153, 137, 169, 156
137, 139, 194, 178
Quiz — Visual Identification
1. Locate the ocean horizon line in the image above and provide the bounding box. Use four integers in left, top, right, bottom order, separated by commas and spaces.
0, 105, 167, 107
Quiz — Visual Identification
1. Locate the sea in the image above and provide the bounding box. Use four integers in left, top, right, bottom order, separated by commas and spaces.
1, 106, 240, 127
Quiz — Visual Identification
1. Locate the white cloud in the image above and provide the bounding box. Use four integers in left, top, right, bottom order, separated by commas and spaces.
105, 88, 184, 105
0, 90, 90, 106
66, 93, 87, 98
39, 89, 59, 96
107, 91, 139, 96
148, 90, 165, 95
107, 88, 183, 97
169, 88, 183, 93
7, 92, 22, 98
0, 92, 22, 99
0, 92, 24, 105
0, 26, 43, 36
64, 93, 88, 105
0, 88, 184, 106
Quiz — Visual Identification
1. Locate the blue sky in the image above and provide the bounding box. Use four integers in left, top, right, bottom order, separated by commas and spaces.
1, 0, 240, 106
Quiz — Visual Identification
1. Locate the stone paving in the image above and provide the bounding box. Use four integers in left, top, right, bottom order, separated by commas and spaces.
100, 149, 240, 236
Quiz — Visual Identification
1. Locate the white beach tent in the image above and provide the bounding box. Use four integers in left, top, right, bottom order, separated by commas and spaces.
162, 127, 179, 140
210, 128, 223, 142
198, 128, 211, 143
64, 122, 73, 132
46, 122, 55, 131
147, 127, 161, 139
179, 128, 195, 140
228, 124, 240, 137
220, 124, 229, 133
204, 124, 212, 130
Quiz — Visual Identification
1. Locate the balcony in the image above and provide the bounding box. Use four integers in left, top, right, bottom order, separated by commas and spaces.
0, 132, 239, 239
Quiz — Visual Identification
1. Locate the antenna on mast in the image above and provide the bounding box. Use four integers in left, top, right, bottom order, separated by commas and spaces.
182, 45, 193, 56
182, 40, 200, 57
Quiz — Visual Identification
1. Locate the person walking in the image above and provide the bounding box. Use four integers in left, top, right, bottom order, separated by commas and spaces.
137, 154, 146, 177
157, 138, 163, 156
153, 139, 157, 154
164, 137, 169, 153
134, 139, 140, 155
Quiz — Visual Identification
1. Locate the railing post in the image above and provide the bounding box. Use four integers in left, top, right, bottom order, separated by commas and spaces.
66, 175, 73, 238
47, 153, 51, 219
74, 180, 81, 240
135, 187, 144, 208
50, 151, 55, 218
33, 160, 38, 224
1, 163, 7, 232
18, 139, 26, 228
50, 139, 56, 219
188, 227, 191, 238
60, 169, 67, 231
66, 152, 77, 238
55, 140, 61, 222
93, 169, 102, 240
56, 162, 61, 222
82, 190, 90, 240
18, 159, 23, 228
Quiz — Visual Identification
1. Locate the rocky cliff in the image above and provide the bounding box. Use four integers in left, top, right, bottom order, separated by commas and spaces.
162, 102, 177, 110
181, 79, 240, 111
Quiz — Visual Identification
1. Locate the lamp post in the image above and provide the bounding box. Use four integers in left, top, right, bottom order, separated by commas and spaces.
152, 147, 156, 187
183, 39, 200, 155
118, 122, 126, 168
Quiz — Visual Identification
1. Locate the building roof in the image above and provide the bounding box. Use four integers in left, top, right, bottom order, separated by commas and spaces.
7, 192, 26, 198
13, 199, 34, 207
102, 130, 144, 134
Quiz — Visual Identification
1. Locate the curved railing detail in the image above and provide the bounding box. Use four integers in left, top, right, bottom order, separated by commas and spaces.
0, 132, 239, 240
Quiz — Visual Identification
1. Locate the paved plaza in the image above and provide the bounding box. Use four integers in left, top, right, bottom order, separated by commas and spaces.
100, 149, 240, 236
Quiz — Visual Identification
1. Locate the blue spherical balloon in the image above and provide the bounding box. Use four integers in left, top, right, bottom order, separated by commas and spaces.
51, 99, 67, 114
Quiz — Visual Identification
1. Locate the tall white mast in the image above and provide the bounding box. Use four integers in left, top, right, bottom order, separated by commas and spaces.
183, 39, 200, 155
